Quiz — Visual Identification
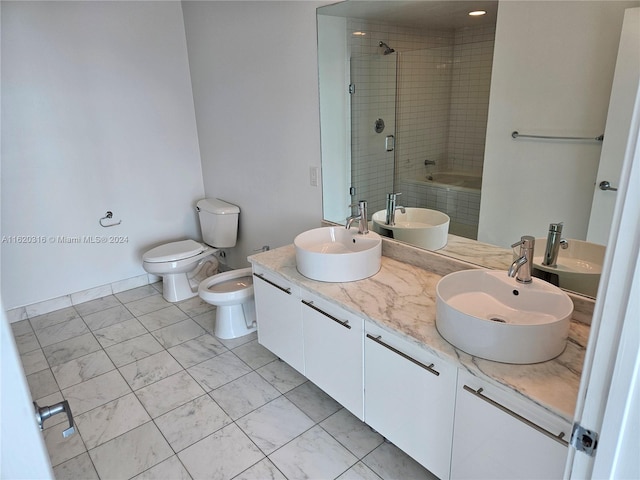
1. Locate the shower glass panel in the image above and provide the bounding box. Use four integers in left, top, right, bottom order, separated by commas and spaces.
350, 53, 397, 219
395, 46, 453, 184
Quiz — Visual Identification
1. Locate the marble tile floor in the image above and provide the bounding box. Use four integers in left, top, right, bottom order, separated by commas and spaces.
13, 284, 437, 480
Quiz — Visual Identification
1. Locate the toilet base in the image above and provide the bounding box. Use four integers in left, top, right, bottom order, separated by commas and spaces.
215, 299, 257, 339
162, 273, 198, 303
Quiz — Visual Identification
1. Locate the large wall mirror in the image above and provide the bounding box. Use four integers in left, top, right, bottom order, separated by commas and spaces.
317, 0, 639, 298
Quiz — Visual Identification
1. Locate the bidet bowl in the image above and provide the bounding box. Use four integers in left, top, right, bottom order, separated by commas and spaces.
371, 208, 449, 250
294, 226, 382, 282
435, 269, 574, 364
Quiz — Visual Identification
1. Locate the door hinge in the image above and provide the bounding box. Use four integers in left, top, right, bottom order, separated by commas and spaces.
570, 423, 599, 457
349, 84, 356, 94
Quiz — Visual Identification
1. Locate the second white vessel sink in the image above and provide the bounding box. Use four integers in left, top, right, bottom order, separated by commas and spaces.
294, 226, 382, 282
371, 208, 450, 250
435, 269, 574, 364
532, 238, 605, 297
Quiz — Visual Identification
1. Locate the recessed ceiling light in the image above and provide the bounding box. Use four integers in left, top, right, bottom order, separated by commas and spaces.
468, 10, 487, 16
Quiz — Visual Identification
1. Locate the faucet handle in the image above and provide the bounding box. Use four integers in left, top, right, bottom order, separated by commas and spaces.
511, 235, 535, 249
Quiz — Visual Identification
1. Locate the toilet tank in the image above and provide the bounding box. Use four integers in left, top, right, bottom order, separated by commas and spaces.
196, 198, 240, 248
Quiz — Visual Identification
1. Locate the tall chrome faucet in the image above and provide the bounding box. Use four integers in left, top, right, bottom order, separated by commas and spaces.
542, 222, 568, 267
508, 236, 535, 283
385, 193, 406, 226
346, 200, 369, 234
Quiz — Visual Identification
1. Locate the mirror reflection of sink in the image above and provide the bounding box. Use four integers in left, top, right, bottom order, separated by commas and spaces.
294, 226, 382, 282
531, 238, 605, 297
436, 269, 574, 364
371, 208, 450, 250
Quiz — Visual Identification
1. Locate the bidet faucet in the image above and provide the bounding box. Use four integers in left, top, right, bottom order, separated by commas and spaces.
385, 193, 406, 226
508, 235, 535, 283
346, 200, 369, 234
542, 222, 568, 267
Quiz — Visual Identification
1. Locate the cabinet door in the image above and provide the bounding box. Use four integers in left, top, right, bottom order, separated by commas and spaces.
301, 292, 364, 419
451, 371, 570, 480
252, 267, 304, 374
364, 323, 456, 480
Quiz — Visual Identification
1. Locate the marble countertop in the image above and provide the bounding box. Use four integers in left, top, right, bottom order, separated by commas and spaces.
249, 244, 588, 424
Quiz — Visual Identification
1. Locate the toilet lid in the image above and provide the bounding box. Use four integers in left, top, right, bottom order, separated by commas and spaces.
143, 239, 205, 263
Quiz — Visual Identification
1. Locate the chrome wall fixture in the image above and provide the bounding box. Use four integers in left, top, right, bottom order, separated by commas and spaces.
99, 211, 121, 227
511, 131, 604, 142
599, 180, 618, 191
34, 400, 75, 438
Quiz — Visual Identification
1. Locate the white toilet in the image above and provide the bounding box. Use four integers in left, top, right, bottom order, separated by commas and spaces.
141, 199, 256, 339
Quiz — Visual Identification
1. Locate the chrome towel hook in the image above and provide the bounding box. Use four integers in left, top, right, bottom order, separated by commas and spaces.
99, 211, 122, 228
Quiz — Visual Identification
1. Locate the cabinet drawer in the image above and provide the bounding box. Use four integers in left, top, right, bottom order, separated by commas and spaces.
364, 322, 456, 479
451, 370, 570, 479
252, 267, 304, 374
302, 291, 364, 419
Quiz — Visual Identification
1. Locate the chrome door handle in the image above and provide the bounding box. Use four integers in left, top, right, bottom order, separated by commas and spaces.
599, 181, 618, 191
34, 400, 75, 437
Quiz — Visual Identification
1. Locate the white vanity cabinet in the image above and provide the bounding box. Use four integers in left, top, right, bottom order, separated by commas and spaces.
364, 322, 457, 480
301, 291, 364, 419
450, 370, 570, 479
252, 266, 304, 374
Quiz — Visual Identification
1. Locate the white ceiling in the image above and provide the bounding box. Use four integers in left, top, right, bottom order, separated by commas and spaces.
318, 0, 498, 29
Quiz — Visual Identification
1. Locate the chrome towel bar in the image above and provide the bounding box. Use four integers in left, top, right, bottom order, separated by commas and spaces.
511, 131, 604, 142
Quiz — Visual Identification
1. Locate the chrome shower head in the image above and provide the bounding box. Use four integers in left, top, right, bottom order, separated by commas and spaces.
379, 41, 395, 55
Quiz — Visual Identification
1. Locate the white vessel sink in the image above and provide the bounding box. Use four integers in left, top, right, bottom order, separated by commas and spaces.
371, 208, 450, 250
532, 238, 605, 297
435, 269, 574, 364
294, 226, 382, 282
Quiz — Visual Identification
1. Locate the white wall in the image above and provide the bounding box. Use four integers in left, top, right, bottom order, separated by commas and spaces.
478, 1, 638, 248
182, 1, 324, 269
1, 2, 205, 309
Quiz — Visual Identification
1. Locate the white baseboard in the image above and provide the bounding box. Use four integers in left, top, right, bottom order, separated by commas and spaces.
5, 273, 162, 323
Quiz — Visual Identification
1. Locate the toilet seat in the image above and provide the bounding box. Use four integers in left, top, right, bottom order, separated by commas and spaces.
143, 239, 205, 263
198, 268, 253, 306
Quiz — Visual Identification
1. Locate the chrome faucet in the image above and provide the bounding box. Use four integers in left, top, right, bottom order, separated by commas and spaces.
385, 193, 406, 226
542, 222, 568, 267
346, 200, 369, 234
508, 236, 535, 283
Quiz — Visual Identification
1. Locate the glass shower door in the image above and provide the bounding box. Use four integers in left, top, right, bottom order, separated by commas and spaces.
350, 53, 397, 219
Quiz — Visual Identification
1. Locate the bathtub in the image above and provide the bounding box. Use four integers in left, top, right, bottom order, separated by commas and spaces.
425, 172, 482, 192
396, 172, 482, 239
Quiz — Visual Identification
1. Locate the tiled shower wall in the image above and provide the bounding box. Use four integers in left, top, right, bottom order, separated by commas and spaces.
346, 19, 495, 216
448, 25, 495, 175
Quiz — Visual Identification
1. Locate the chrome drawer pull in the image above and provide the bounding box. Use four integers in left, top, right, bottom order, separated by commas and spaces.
302, 300, 351, 329
366, 334, 439, 376
463, 385, 568, 447
253, 273, 292, 295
